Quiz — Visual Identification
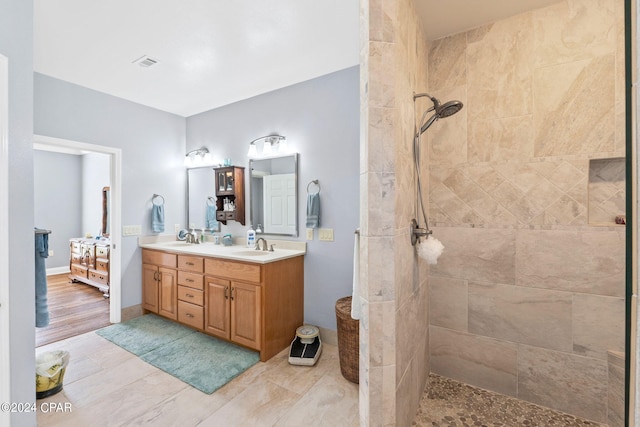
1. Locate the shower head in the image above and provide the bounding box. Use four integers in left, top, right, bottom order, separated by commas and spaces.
414, 93, 463, 135
437, 100, 463, 118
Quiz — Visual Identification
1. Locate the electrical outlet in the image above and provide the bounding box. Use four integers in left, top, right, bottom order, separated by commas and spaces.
48, 250, 54, 257
319, 228, 334, 242
306, 228, 314, 241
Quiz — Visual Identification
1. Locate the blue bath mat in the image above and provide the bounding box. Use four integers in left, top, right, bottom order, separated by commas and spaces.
96, 314, 259, 393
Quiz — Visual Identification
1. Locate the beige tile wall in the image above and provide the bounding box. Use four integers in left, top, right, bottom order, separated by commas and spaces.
426, 0, 625, 423
360, 0, 431, 425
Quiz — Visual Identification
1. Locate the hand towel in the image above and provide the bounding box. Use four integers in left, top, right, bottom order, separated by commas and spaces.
206, 204, 218, 230
35, 231, 50, 328
151, 203, 165, 233
305, 193, 320, 229
351, 230, 361, 320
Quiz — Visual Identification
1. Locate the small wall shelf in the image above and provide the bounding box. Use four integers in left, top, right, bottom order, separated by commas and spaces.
587, 157, 625, 226
214, 166, 245, 225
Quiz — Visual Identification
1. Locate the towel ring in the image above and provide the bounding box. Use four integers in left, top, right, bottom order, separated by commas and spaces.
307, 179, 320, 195
206, 196, 216, 206
152, 194, 165, 206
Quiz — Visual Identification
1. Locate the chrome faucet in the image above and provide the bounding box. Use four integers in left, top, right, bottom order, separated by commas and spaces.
185, 231, 200, 244
255, 237, 268, 251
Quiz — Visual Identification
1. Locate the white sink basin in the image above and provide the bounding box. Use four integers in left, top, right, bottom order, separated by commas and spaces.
233, 250, 270, 257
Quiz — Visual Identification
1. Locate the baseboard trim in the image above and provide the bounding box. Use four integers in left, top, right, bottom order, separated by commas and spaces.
121, 304, 143, 322
319, 326, 338, 346
46, 266, 70, 276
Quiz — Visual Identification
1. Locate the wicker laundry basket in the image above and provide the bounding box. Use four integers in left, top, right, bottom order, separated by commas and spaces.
335, 296, 359, 384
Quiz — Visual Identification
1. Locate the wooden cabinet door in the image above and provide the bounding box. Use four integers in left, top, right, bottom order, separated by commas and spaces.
158, 267, 177, 320
142, 263, 159, 313
205, 277, 231, 340
230, 281, 261, 350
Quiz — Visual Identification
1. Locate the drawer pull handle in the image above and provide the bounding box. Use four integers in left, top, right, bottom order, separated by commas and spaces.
186, 293, 194, 298
224, 286, 228, 300
186, 313, 194, 318
186, 262, 195, 266
186, 278, 194, 282
230, 287, 234, 301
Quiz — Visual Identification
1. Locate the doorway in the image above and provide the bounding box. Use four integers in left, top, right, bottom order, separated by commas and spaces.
32, 135, 122, 332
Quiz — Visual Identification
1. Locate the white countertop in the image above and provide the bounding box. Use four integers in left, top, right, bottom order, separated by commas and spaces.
139, 239, 306, 264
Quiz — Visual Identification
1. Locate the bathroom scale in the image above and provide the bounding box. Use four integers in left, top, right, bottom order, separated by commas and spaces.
288, 325, 322, 366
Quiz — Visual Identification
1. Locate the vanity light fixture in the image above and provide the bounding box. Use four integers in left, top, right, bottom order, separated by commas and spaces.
247, 135, 286, 158
184, 147, 213, 167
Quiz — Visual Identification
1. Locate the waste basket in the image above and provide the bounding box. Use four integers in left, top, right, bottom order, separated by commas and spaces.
335, 296, 359, 384
36, 350, 70, 399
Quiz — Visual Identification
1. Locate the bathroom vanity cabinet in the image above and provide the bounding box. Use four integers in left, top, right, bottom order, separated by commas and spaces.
69, 238, 110, 297
141, 247, 303, 361
142, 250, 178, 320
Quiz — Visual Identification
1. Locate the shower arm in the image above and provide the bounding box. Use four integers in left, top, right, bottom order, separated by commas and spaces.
410, 219, 432, 246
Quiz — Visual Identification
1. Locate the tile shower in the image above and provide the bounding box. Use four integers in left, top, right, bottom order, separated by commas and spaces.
360, 0, 626, 425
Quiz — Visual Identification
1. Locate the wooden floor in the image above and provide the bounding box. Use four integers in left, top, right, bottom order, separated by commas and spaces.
35, 273, 111, 347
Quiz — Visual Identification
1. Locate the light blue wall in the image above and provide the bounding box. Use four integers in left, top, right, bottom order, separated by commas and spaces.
34, 73, 186, 308
186, 66, 360, 329
1, 0, 35, 424
33, 150, 83, 269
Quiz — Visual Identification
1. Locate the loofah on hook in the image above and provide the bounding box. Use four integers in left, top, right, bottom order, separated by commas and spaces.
418, 236, 445, 265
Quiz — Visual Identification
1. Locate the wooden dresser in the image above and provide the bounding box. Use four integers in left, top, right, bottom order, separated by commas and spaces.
69, 238, 110, 297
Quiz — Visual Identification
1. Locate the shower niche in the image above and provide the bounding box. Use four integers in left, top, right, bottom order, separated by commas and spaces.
587, 157, 625, 226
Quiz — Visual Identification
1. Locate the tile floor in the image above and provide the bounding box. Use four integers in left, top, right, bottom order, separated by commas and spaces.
36, 331, 359, 426
36, 331, 608, 427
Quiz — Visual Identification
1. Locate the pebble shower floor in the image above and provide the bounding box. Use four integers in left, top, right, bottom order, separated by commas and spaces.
413, 374, 606, 427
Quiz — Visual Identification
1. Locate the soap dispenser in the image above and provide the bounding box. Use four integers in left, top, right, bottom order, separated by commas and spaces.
246, 227, 256, 248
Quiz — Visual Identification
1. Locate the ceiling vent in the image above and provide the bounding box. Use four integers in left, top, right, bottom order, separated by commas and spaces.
132, 55, 159, 68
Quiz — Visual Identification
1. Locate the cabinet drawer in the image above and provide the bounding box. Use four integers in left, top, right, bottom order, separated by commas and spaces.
205, 258, 261, 283
95, 259, 109, 272
70, 264, 88, 278
178, 271, 203, 290
178, 255, 203, 273
96, 245, 110, 258
216, 211, 226, 221
178, 285, 204, 306
70, 241, 82, 254
88, 270, 109, 285
178, 301, 204, 329
225, 212, 235, 220
71, 253, 83, 264
142, 249, 177, 268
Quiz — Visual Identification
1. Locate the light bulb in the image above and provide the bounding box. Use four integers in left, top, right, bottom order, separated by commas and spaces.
248, 143, 257, 157
263, 141, 272, 155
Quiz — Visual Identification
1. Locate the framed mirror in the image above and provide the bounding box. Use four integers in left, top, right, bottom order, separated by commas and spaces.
102, 186, 110, 237
249, 153, 298, 236
186, 166, 218, 231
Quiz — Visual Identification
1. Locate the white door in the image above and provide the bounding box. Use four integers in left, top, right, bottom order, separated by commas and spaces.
263, 174, 296, 235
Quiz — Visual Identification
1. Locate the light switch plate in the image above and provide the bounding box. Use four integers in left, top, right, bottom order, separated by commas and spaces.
306, 228, 314, 241
319, 228, 334, 241
48, 250, 54, 257
123, 225, 142, 236
175, 224, 181, 232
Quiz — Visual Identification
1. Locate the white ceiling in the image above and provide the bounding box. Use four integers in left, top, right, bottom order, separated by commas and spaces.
34, 0, 562, 118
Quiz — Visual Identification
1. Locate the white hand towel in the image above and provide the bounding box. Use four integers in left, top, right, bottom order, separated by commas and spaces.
351, 230, 360, 320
